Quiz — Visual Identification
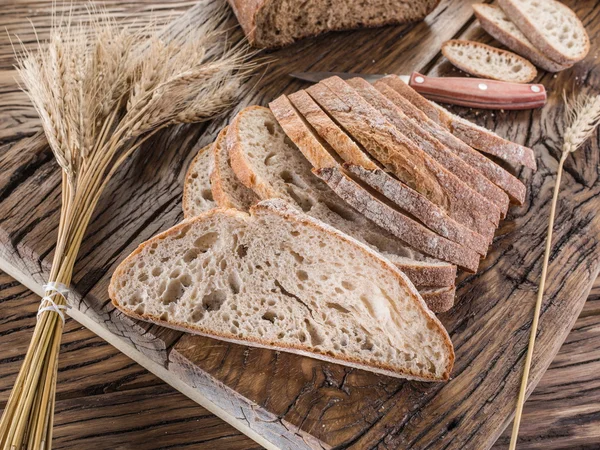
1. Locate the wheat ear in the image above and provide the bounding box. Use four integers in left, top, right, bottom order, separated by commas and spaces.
509, 91, 600, 450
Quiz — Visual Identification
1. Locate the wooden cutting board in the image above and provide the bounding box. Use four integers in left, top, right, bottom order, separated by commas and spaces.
1, 1, 599, 448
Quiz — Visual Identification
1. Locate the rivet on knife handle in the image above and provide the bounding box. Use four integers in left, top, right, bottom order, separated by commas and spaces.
408, 72, 547, 110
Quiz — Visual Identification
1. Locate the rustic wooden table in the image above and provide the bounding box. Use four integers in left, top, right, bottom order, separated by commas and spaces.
1, 272, 598, 449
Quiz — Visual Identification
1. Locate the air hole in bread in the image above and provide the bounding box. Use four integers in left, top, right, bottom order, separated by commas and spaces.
264, 120, 275, 135
296, 270, 308, 281
220, 259, 227, 270
228, 271, 242, 294
304, 319, 324, 346
162, 279, 184, 305
236, 244, 248, 258
298, 331, 307, 343
159, 312, 169, 321
190, 172, 198, 179
289, 250, 304, 263
341, 280, 355, 291
361, 337, 374, 351
174, 224, 191, 240
512, 64, 522, 73
134, 304, 145, 315
201, 189, 213, 201
202, 289, 226, 311
194, 232, 219, 252
334, 287, 343, 294
170, 268, 181, 279
290, 230, 300, 237
262, 310, 277, 323
191, 307, 204, 322
129, 293, 143, 306
183, 249, 199, 264
327, 302, 350, 314
264, 152, 277, 166
138, 272, 148, 282
180, 273, 192, 287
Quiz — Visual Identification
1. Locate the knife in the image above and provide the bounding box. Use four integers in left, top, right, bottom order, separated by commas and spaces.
289, 71, 547, 110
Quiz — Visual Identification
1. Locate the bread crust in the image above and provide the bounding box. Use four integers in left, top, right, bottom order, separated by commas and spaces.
420, 285, 456, 313
497, 0, 590, 65
269, 95, 338, 169
288, 90, 378, 170
473, 3, 570, 73
441, 39, 538, 83
378, 75, 537, 171
316, 166, 481, 272
373, 80, 527, 204
110, 200, 455, 381
182, 143, 216, 219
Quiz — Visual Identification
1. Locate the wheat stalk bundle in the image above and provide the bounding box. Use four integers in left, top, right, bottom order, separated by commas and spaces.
510, 91, 600, 449
0, 3, 254, 448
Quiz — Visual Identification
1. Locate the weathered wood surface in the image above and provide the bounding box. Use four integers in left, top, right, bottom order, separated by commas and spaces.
0, 0, 599, 448
2, 272, 599, 449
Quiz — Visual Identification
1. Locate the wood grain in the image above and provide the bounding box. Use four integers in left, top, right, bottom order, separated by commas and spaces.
0, 0, 599, 448
2, 273, 598, 449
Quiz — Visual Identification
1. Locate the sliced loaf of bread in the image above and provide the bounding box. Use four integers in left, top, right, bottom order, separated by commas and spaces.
227, 0, 441, 48
378, 75, 537, 170
227, 106, 474, 275
347, 77, 509, 215
473, 3, 570, 73
307, 79, 499, 238
270, 94, 489, 255
373, 81, 527, 204
498, 0, 589, 65
441, 40, 537, 83
182, 143, 217, 218
110, 199, 455, 380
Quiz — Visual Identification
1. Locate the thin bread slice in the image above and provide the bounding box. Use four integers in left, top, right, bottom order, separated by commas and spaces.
316, 167, 480, 272
498, 0, 590, 65
269, 94, 490, 254
109, 199, 455, 380
419, 286, 456, 314
227, 106, 464, 283
441, 39, 537, 83
473, 3, 571, 73
307, 78, 499, 238
182, 143, 217, 218
347, 77, 509, 216
210, 126, 259, 211
374, 81, 526, 204
378, 75, 537, 170
287, 90, 378, 170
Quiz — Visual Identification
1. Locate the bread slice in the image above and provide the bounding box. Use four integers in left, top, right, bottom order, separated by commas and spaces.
227, 106, 466, 281
472, 4, 570, 73
373, 81, 526, 204
287, 90, 378, 170
307, 79, 499, 238
182, 143, 217, 218
270, 94, 490, 254
110, 199, 455, 380
419, 286, 456, 314
377, 75, 537, 170
441, 39, 537, 83
498, 0, 590, 65
316, 167, 480, 272
227, 0, 441, 48
347, 77, 509, 216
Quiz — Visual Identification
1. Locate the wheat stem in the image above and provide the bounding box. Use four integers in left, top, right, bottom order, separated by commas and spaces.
509, 151, 567, 450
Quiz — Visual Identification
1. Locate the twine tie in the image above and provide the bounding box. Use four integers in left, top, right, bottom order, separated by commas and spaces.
37, 282, 70, 324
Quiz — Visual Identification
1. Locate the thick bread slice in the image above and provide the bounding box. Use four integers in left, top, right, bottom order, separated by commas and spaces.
347, 77, 509, 216
287, 90, 378, 170
227, 106, 461, 288
316, 167, 480, 272
182, 143, 217, 218
227, 0, 441, 49
210, 126, 259, 211
441, 40, 537, 83
110, 199, 454, 380
378, 75, 537, 170
269, 93, 489, 254
387, 257, 455, 289
419, 286, 456, 314
345, 164, 489, 255
473, 4, 570, 73
307, 79, 499, 238
498, 0, 590, 65
374, 81, 526, 204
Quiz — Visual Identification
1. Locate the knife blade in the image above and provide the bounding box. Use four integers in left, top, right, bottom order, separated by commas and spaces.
289, 71, 547, 110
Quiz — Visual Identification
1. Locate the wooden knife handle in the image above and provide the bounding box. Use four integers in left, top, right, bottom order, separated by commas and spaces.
408, 72, 547, 110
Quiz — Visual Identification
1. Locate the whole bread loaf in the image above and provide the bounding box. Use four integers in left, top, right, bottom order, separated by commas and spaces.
110, 199, 454, 380
227, 0, 441, 48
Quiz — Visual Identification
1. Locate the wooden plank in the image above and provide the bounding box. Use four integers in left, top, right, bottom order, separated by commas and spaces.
0, 0, 599, 448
